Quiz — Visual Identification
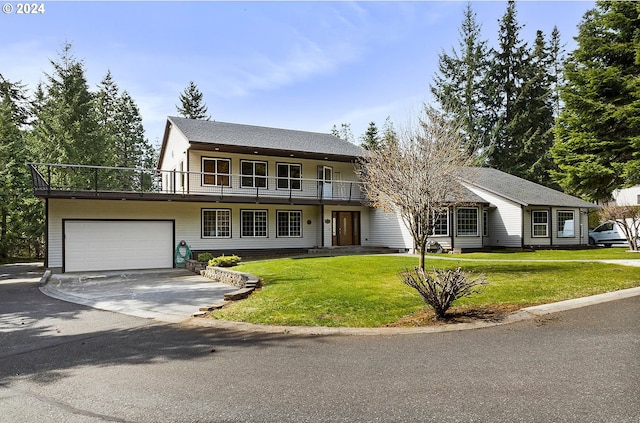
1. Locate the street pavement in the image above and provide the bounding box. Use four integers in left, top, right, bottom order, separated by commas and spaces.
1, 263, 639, 422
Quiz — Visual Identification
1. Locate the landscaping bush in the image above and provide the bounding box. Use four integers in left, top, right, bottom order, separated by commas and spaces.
400, 266, 487, 319
197, 252, 214, 263
208, 254, 241, 267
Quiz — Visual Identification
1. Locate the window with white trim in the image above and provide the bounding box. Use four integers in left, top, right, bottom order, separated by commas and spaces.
202, 209, 231, 238
241, 210, 268, 237
433, 210, 448, 236
456, 207, 478, 236
532, 210, 549, 237
241, 160, 267, 188
557, 210, 575, 237
277, 163, 302, 190
277, 210, 302, 237
202, 158, 231, 186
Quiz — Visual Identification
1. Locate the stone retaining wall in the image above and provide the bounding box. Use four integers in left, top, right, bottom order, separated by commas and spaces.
201, 266, 260, 289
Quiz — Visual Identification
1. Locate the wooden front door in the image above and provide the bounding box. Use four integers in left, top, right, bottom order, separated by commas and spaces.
332, 211, 361, 246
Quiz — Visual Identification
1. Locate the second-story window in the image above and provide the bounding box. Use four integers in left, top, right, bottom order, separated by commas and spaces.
202, 158, 230, 186
241, 160, 267, 188
277, 163, 301, 190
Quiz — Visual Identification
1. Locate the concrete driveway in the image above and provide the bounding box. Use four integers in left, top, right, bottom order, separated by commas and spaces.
40, 269, 238, 323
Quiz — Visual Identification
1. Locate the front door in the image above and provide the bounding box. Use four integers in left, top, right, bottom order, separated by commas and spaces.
332, 211, 361, 246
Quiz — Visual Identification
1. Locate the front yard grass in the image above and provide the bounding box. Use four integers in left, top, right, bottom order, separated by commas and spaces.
212, 253, 640, 328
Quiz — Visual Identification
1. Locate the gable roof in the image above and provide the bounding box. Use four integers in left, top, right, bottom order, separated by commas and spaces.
460, 167, 597, 209
160, 116, 364, 163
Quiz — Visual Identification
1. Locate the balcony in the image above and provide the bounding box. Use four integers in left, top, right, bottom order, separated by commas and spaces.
29, 163, 366, 205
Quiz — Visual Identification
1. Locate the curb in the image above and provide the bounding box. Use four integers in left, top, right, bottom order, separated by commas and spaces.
182, 286, 640, 336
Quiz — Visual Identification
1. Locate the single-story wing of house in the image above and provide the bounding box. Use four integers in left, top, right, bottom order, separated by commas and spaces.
29, 116, 597, 273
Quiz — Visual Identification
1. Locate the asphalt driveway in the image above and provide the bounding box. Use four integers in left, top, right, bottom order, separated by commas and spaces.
40, 268, 238, 323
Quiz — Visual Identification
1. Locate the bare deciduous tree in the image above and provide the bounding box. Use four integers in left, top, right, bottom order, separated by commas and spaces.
356, 107, 474, 270
599, 204, 640, 252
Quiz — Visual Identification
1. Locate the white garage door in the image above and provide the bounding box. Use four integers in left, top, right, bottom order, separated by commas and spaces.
64, 220, 174, 272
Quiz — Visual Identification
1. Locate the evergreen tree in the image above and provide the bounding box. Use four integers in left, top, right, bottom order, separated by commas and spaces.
381, 116, 399, 149
0, 75, 43, 257
176, 81, 210, 120
486, 0, 529, 174
430, 2, 491, 161
503, 30, 557, 187
551, 1, 640, 201
360, 121, 381, 151
330, 123, 354, 143
548, 26, 564, 118
30, 43, 106, 167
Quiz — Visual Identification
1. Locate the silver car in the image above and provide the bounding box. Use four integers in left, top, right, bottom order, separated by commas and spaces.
588, 221, 631, 247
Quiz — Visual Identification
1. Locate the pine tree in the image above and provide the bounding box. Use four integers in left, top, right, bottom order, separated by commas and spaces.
430, 2, 491, 161
551, 1, 640, 201
176, 81, 210, 120
486, 0, 529, 174
514, 30, 558, 187
0, 75, 43, 257
360, 121, 381, 151
30, 43, 106, 166
381, 116, 398, 150
330, 123, 354, 143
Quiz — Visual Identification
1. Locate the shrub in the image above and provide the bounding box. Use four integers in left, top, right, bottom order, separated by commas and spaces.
208, 254, 241, 267
400, 266, 487, 319
197, 252, 214, 263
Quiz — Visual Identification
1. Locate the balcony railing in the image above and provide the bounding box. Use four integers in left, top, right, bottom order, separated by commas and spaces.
29, 163, 366, 203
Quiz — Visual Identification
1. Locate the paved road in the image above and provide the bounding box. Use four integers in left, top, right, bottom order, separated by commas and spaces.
1, 263, 639, 422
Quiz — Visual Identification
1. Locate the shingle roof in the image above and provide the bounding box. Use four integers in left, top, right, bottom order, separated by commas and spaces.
167, 116, 364, 159
460, 167, 597, 208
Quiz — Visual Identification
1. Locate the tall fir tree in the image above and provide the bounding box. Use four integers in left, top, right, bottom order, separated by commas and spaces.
0, 75, 43, 257
176, 81, 210, 120
30, 43, 107, 166
514, 30, 558, 187
360, 121, 382, 151
485, 0, 529, 174
380, 116, 398, 150
330, 123, 354, 143
430, 2, 491, 161
551, 1, 640, 201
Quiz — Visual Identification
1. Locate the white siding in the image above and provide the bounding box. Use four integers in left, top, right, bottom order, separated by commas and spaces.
160, 126, 190, 191
367, 209, 413, 250
463, 183, 523, 248
613, 186, 640, 206
48, 199, 323, 270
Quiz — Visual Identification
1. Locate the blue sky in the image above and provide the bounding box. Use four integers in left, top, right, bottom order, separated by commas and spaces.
2, 1, 593, 147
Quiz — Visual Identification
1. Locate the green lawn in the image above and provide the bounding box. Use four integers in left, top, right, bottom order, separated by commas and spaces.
212, 252, 640, 328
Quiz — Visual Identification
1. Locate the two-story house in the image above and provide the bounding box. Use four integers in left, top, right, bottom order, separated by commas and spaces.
30, 116, 596, 273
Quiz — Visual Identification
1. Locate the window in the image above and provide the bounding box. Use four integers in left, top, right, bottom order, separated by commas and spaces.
557, 210, 575, 237
241, 210, 267, 237
532, 210, 549, 237
241, 160, 267, 188
202, 209, 231, 238
277, 210, 302, 237
202, 158, 230, 186
277, 163, 302, 190
433, 210, 448, 236
456, 207, 478, 236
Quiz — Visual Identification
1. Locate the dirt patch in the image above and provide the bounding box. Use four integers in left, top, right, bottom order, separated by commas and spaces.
387, 304, 530, 327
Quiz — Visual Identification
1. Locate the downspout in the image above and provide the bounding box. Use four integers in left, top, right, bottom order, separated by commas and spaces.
521, 205, 525, 249
549, 207, 553, 247
320, 204, 325, 248
450, 206, 455, 250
